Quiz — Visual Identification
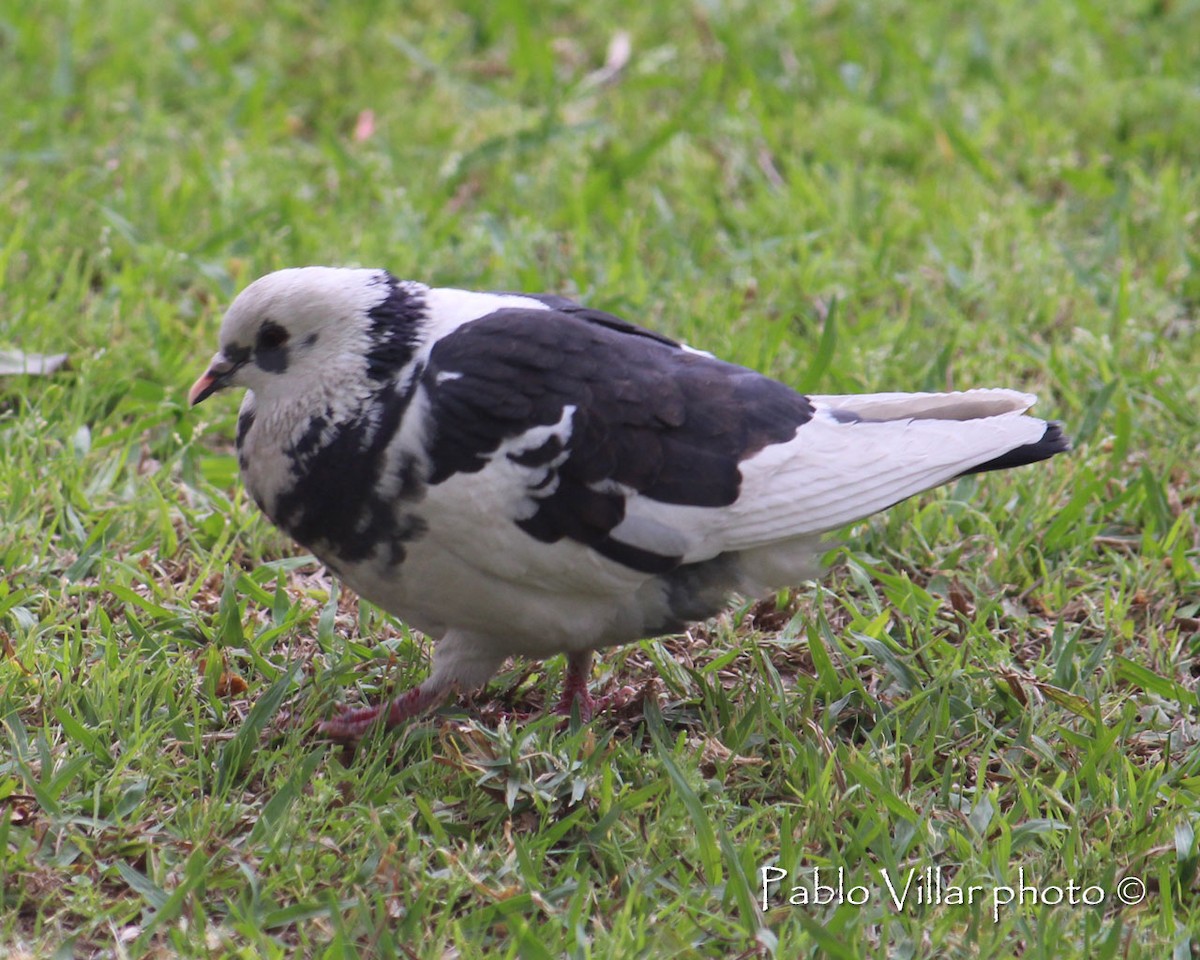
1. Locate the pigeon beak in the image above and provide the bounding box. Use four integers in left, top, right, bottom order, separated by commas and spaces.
188, 354, 237, 406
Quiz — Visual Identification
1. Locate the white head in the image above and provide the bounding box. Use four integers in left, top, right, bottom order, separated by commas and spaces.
188, 267, 419, 407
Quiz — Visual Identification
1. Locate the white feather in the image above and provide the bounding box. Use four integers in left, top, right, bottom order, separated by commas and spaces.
808, 388, 1037, 420
726, 406, 1046, 542
417, 288, 552, 347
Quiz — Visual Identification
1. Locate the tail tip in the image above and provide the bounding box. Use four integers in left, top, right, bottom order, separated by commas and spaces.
961, 419, 1072, 477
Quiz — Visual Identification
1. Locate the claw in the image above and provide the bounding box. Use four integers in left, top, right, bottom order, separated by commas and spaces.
316, 703, 387, 741
316, 680, 454, 742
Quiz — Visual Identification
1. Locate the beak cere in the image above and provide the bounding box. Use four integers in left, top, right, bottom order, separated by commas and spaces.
188, 354, 236, 406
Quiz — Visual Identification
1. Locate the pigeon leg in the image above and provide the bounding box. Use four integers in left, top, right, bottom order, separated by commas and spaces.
554, 650, 601, 721
317, 630, 503, 742
317, 676, 454, 741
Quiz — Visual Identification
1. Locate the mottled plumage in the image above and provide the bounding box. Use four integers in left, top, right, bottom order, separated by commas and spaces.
189, 267, 1069, 739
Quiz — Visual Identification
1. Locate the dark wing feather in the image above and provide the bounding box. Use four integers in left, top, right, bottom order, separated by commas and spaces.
422, 306, 813, 574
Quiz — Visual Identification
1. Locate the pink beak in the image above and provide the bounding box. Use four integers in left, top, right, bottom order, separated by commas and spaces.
188, 354, 236, 406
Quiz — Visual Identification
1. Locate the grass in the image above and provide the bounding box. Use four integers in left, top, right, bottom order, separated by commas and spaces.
1, 0, 1198, 956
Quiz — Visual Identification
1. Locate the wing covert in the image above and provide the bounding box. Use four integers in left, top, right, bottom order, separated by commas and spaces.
421, 306, 814, 574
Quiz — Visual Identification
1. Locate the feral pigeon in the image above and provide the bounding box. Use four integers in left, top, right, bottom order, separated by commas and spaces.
189, 267, 1068, 739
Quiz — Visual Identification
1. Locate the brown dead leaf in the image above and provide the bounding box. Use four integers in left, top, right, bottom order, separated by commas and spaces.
999, 668, 1028, 706
1, 628, 31, 673
690, 735, 766, 777
4, 794, 38, 826
215, 672, 248, 698
948, 579, 974, 618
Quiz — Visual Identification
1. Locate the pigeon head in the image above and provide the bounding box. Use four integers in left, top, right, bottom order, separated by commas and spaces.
188, 266, 411, 406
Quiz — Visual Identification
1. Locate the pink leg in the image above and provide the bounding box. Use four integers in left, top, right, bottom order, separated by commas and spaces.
554, 650, 601, 721
317, 631, 502, 742
316, 678, 453, 742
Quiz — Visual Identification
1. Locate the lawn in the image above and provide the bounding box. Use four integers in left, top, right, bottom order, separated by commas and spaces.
2, 0, 1198, 957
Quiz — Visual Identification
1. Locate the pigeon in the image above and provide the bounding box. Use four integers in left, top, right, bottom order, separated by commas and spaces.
189, 267, 1069, 740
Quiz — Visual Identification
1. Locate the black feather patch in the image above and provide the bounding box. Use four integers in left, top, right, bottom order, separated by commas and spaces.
236, 406, 256, 446
269, 368, 428, 566
255, 320, 290, 373
225, 343, 252, 367
422, 305, 814, 573
236, 406, 255, 470
365, 272, 425, 381
290, 414, 327, 459
490, 294, 683, 349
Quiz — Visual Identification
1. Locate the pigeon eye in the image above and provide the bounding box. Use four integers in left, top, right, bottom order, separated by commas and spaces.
257, 322, 290, 352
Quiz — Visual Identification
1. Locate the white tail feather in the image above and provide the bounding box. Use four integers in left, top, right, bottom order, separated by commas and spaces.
807, 388, 1037, 421
613, 390, 1057, 566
